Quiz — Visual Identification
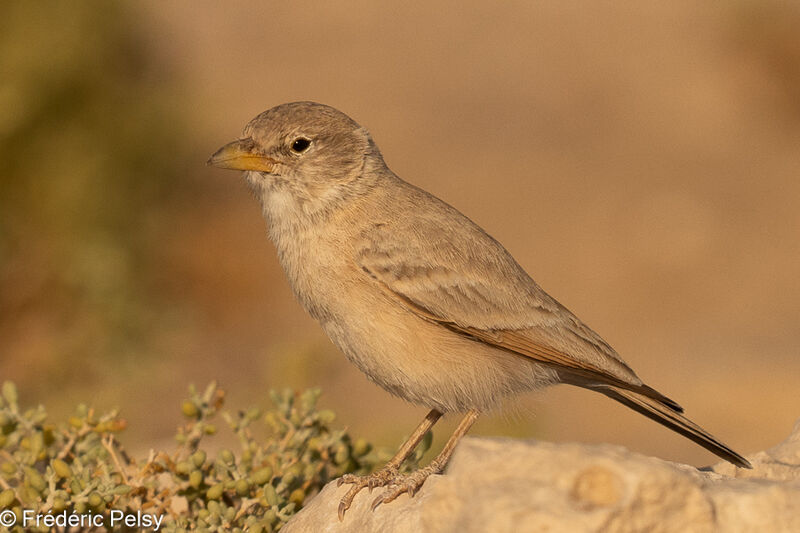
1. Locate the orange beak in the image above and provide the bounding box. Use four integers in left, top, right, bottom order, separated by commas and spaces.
207, 138, 277, 173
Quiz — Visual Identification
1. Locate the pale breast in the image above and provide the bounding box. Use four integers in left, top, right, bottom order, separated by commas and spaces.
263, 190, 559, 413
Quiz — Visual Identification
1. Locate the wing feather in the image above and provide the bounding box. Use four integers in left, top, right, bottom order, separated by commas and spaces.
356, 212, 680, 409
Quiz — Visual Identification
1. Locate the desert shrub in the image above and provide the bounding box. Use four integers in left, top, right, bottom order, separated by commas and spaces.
0, 381, 432, 532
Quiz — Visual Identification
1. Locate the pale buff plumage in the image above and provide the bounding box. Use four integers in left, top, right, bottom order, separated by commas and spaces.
208, 101, 750, 518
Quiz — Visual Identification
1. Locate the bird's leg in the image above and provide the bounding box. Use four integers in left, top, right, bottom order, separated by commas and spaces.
338, 409, 443, 520
370, 409, 479, 511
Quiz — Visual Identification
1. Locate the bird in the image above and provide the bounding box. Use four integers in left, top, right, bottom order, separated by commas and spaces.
207, 101, 751, 519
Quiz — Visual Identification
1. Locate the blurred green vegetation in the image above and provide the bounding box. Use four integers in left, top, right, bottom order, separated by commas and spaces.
0, 3, 191, 386
0, 381, 410, 532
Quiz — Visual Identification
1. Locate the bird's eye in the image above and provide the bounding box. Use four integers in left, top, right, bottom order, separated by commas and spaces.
291, 137, 311, 153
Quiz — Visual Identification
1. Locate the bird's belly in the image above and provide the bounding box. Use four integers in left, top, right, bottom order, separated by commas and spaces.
319, 294, 558, 413
273, 227, 558, 412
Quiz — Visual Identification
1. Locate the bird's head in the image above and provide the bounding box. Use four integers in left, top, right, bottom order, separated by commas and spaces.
208, 102, 383, 217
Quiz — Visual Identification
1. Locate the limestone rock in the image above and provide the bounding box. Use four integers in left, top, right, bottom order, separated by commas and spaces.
283, 419, 800, 533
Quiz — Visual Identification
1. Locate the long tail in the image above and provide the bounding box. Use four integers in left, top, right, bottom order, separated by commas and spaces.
599, 386, 752, 469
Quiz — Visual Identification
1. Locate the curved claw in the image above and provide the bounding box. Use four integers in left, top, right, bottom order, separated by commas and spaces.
370, 493, 385, 512
369, 475, 428, 512
338, 484, 362, 521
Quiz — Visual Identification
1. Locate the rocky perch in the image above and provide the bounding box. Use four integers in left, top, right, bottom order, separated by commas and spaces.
284, 419, 800, 533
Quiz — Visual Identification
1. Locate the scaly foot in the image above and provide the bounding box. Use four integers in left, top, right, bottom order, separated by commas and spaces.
337, 464, 400, 520
369, 463, 441, 511
336, 410, 478, 520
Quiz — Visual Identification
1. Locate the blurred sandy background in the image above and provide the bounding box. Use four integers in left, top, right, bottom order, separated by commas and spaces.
1, 2, 798, 466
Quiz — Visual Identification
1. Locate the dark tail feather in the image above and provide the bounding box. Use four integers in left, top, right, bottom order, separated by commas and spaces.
600, 386, 752, 469
636, 384, 684, 413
